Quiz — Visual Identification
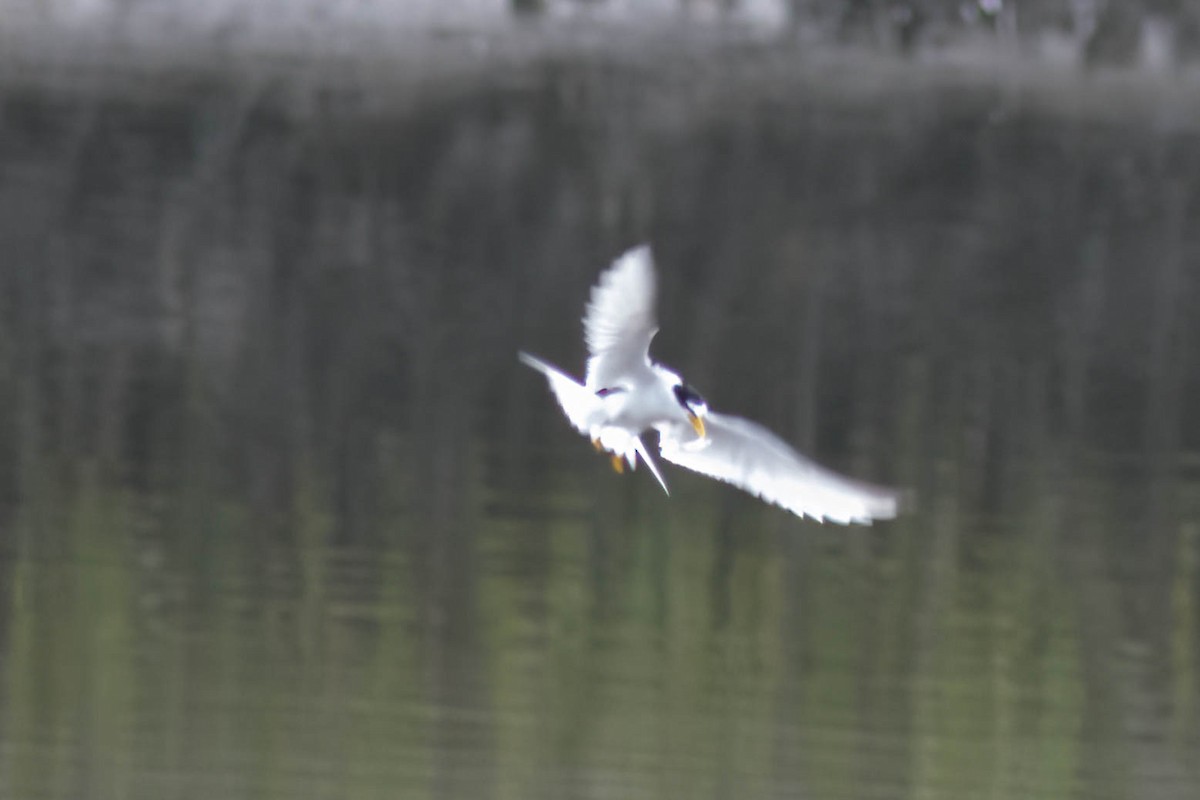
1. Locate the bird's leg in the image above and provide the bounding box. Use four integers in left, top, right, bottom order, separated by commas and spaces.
592, 438, 603, 452
610, 454, 625, 474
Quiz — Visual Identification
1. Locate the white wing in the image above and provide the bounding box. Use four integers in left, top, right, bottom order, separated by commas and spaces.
519, 352, 670, 495
519, 352, 604, 434
584, 245, 659, 392
659, 412, 899, 524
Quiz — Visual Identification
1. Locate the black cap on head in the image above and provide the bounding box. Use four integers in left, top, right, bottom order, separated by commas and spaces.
673, 382, 706, 410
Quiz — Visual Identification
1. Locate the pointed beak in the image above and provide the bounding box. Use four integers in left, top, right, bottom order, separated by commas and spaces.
689, 412, 706, 438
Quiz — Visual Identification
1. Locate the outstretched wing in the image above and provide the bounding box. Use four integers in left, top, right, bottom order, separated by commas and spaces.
519, 352, 603, 434
583, 245, 659, 392
520, 352, 670, 495
659, 412, 899, 524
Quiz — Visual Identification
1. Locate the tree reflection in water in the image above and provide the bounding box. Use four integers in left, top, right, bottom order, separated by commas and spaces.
0, 42, 1197, 800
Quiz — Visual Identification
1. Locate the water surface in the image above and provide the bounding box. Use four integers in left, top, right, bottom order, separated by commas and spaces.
0, 42, 1198, 800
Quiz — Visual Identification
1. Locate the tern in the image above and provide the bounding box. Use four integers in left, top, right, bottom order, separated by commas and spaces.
520, 245, 900, 524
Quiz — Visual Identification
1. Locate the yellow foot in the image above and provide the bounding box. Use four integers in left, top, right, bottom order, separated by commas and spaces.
592, 438, 603, 452
610, 454, 625, 474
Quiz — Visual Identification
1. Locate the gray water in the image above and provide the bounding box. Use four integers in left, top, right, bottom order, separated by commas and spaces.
0, 34, 1198, 800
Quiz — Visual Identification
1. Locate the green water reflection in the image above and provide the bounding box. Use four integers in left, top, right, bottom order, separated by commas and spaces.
4, 455, 1196, 798
1, 44, 1199, 800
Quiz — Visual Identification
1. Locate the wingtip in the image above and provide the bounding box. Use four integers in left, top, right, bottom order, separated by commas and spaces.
808, 485, 906, 526
612, 243, 655, 274
857, 486, 912, 525
518, 351, 544, 371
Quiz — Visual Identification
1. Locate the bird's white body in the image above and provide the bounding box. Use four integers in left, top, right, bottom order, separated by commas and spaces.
520, 245, 901, 524
600, 365, 688, 430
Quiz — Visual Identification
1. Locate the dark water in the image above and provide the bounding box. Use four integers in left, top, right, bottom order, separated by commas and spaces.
0, 41, 1199, 800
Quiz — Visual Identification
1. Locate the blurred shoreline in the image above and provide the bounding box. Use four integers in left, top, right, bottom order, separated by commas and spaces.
3, 8, 1200, 133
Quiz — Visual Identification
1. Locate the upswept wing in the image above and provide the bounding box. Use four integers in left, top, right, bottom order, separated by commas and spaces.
583, 245, 659, 391
659, 412, 899, 524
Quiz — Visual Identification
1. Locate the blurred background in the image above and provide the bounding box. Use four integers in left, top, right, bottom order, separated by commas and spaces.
1, 1, 1199, 799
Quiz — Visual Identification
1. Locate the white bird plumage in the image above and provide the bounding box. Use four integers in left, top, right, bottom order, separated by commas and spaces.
520, 245, 901, 524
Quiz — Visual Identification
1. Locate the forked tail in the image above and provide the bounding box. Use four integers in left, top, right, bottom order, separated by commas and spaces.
633, 436, 669, 495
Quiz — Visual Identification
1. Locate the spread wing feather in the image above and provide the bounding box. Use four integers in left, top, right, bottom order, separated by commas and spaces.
659, 412, 898, 524
518, 352, 603, 435
584, 245, 659, 391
